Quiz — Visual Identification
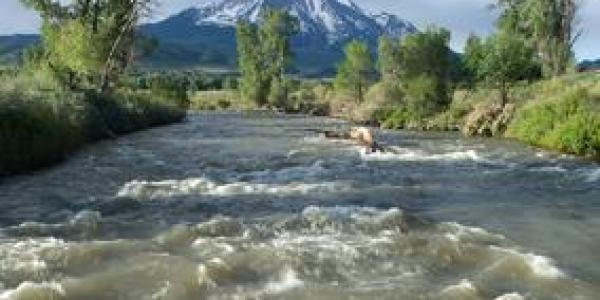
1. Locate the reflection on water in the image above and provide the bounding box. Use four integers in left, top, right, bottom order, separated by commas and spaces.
0, 113, 599, 299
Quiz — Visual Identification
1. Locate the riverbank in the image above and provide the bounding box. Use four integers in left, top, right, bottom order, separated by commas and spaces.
381, 73, 600, 160
257, 73, 599, 161
0, 89, 187, 176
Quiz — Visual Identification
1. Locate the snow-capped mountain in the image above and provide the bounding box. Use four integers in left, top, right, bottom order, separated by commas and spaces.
140, 0, 418, 74
190, 0, 416, 44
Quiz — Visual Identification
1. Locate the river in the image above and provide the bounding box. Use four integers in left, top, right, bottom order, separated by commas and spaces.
1, 112, 599, 299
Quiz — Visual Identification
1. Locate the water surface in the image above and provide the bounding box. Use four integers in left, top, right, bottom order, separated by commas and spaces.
1, 113, 599, 299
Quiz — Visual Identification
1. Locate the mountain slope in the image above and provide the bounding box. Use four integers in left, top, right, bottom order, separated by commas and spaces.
140, 0, 417, 74
0, 0, 417, 74
0, 35, 39, 65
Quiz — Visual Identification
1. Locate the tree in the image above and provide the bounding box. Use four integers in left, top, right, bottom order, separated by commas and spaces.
334, 40, 374, 103
20, 0, 155, 93
397, 27, 452, 112
377, 36, 401, 83
496, 0, 579, 77
236, 9, 299, 106
236, 21, 266, 105
465, 32, 539, 106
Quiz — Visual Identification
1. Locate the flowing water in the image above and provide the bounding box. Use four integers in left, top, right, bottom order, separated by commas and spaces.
1, 112, 599, 300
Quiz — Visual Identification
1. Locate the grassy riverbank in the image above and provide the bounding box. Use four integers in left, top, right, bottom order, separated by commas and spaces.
0, 84, 187, 176
187, 73, 599, 160
370, 73, 600, 159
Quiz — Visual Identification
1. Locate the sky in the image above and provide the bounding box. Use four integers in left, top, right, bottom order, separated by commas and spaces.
1, 0, 598, 60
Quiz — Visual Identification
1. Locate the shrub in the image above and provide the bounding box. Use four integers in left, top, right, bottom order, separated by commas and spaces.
189, 90, 249, 111
381, 107, 411, 129
507, 86, 600, 158
403, 75, 447, 119
352, 81, 403, 123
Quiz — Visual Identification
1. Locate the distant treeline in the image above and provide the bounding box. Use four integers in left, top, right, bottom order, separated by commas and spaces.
578, 59, 600, 72
123, 70, 239, 92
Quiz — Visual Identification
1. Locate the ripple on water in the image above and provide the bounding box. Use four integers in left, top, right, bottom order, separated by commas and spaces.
0, 206, 597, 299
116, 177, 354, 200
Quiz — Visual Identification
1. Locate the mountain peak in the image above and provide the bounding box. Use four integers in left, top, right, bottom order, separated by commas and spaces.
140, 0, 418, 74
187, 0, 416, 43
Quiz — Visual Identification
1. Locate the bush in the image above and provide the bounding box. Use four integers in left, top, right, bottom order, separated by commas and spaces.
506, 85, 600, 158
189, 90, 251, 111
381, 108, 411, 129
352, 81, 403, 123
403, 75, 448, 119
286, 84, 330, 116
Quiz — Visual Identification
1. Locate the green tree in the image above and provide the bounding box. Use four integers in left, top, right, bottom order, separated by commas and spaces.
397, 27, 452, 113
377, 36, 401, 83
496, 0, 579, 77
465, 32, 539, 106
236, 21, 266, 105
236, 9, 299, 106
334, 40, 374, 103
20, 0, 155, 92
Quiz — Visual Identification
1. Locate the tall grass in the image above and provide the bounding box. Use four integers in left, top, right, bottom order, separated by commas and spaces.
0, 84, 187, 176
506, 82, 600, 158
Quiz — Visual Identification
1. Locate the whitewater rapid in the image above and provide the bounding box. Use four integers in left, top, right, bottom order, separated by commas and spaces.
0, 113, 598, 299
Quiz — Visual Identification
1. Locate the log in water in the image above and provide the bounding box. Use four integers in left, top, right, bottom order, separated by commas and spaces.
0, 113, 599, 299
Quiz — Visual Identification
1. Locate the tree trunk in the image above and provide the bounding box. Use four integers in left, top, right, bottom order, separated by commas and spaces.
99, 2, 139, 95
500, 80, 508, 108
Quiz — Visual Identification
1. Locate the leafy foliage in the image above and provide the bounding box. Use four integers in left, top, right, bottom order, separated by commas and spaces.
334, 40, 374, 103
507, 83, 600, 158
496, 0, 578, 77
20, 0, 156, 92
464, 32, 540, 106
236, 9, 299, 107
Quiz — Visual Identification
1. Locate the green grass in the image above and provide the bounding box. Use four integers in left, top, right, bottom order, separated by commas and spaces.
0, 87, 187, 176
189, 90, 246, 111
506, 82, 600, 158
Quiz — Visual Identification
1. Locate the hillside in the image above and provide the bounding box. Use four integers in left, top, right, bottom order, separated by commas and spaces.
0, 0, 417, 75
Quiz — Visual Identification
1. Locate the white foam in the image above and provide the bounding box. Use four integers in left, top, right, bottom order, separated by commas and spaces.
495, 293, 525, 300
441, 279, 478, 296
490, 246, 565, 279
264, 267, 304, 294
530, 166, 567, 173
359, 147, 487, 163
584, 167, 600, 183
117, 177, 352, 199
0, 281, 65, 300
442, 222, 505, 243
0, 238, 65, 280
301, 206, 404, 227
240, 160, 326, 182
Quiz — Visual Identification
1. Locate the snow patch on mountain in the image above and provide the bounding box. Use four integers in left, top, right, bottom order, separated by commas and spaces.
189, 0, 417, 44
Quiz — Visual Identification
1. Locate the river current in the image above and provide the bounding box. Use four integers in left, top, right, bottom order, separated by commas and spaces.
0, 112, 599, 299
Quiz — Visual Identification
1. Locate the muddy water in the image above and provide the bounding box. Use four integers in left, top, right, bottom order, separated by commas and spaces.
0, 112, 599, 299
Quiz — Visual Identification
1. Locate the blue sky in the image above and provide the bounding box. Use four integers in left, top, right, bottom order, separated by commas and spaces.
1, 0, 598, 60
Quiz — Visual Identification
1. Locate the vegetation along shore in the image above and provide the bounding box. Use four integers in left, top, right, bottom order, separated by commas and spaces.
0, 1, 188, 176
192, 0, 599, 161
2, 0, 598, 177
